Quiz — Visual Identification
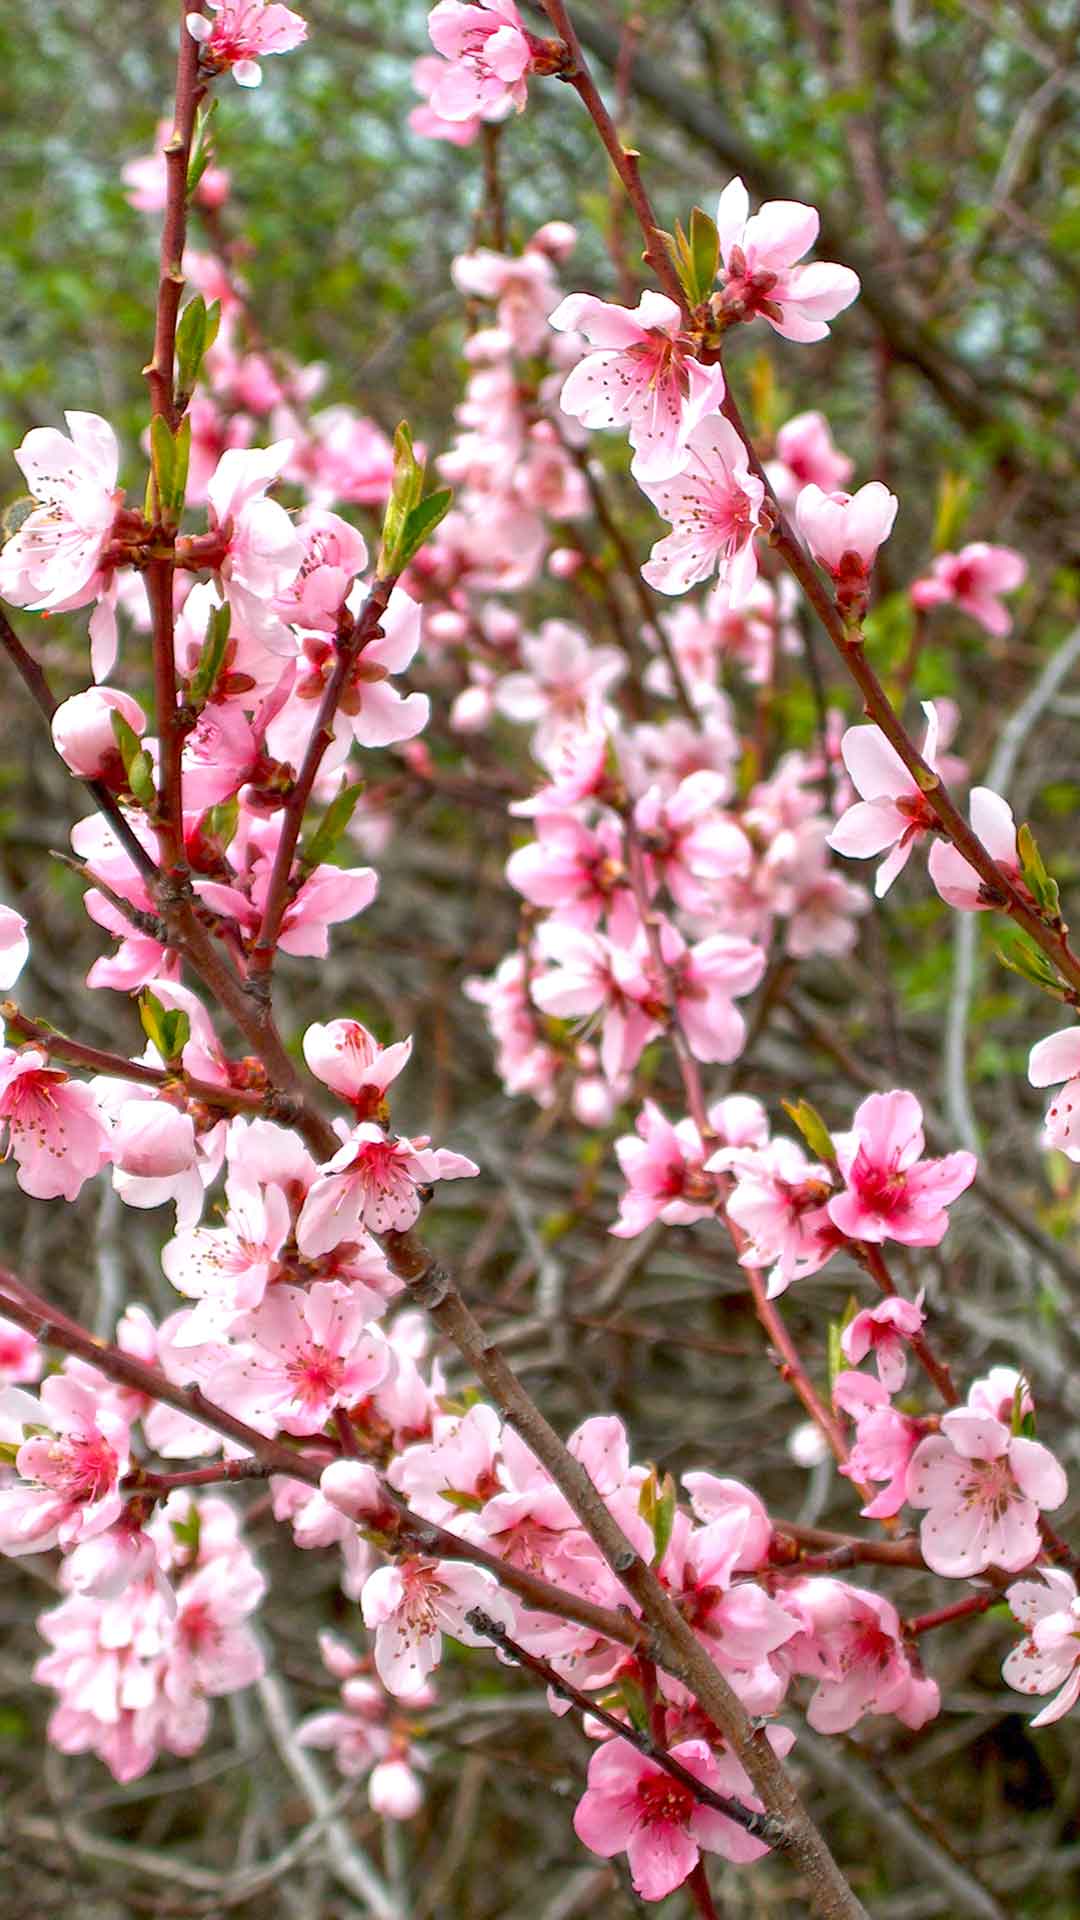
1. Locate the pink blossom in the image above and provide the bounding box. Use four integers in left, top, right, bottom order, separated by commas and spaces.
655, 922, 766, 1065
123, 118, 230, 212
640, 414, 764, 600
0, 412, 124, 679
794, 481, 897, 590
634, 770, 751, 911
452, 246, 561, 355
294, 407, 395, 507
105, 1096, 203, 1225
186, 0, 308, 87
529, 922, 658, 1082
391, 1403, 502, 1519
0, 1048, 112, 1201
272, 508, 369, 631
205, 442, 303, 635
1029, 1024, 1080, 1160
841, 1294, 925, 1393
828, 702, 945, 897
833, 1371, 920, 1519
610, 1102, 716, 1238
0, 1313, 41, 1386
410, 56, 483, 143
302, 1019, 413, 1115
361, 1557, 513, 1695
911, 543, 1027, 637
0, 1374, 128, 1554
827, 1090, 975, 1247
765, 410, 852, 508
781, 1579, 939, 1733
162, 1179, 291, 1338
1003, 1569, 1080, 1726
207, 1284, 391, 1435
369, 1754, 425, 1819
195, 857, 378, 959
715, 177, 859, 341
0, 905, 29, 990
708, 1136, 839, 1296
927, 786, 1019, 911
297, 1124, 479, 1254
495, 620, 624, 752
573, 1735, 775, 1899
505, 813, 627, 932
908, 1405, 1067, 1577
550, 290, 727, 482
425, 0, 532, 123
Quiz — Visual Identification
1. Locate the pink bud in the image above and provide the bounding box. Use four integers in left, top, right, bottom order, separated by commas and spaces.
369, 1757, 424, 1819
795, 481, 898, 578
548, 546, 584, 579
51, 687, 147, 778
321, 1459, 394, 1526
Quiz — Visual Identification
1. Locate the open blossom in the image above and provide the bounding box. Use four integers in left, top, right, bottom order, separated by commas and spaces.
828, 702, 945, 897
361, 1557, 513, 1695
0, 412, 124, 680
529, 922, 658, 1083
410, 55, 483, 142
0, 904, 29, 990
833, 1371, 919, 1519
714, 177, 859, 341
781, 1580, 939, 1734
827, 1091, 975, 1247
573, 1735, 777, 1899
206, 1285, 391, 1436
1028, 1025, 1080, 1160
911, 543, 1027, 637
841, 1294, 925, 1393
550, 291, 727, 482
0, 1049, 113, 1201
927, 786, 1019, 911
710, 1136, 839, 1295
1003, 1570, 1080, 1725
272, 509, 368, 631
909, 1396, 1067, 1577
186, 1, 308, 87
640, 414, 764, 600
297, 1124, 479, 1254
611, 1102, 716, 1238
495, 620, 624, 752
0, 1376, 128, 1555
205, 442, 303, 638
635, 770, 751, 911
425, 0, 532, 123
452, 246, 561, 355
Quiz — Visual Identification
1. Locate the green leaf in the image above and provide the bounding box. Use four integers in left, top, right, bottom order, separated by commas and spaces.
188, 600, 232, 707
175, 295, 208, 400
110, 709, 143, 775
377, 421, 430, 576
614, 1677, 650, 1735
302, 778, 366, 869
1017, 822, 1060, 919
203, 794, 239, 851
995, 927, 1068, 1000
128, 750, 157, 809
638, 1466, 676, 1570
689, 205, 719, 304
138, 989, 190, 1066
827, 1320, 845, 1392
186, 99, 218, 199
781, 1097, 837, 1164
150, 415, 189, 524
396, 488, 453, 570
170, 1504, 202, 1558
932, 471, 971, 554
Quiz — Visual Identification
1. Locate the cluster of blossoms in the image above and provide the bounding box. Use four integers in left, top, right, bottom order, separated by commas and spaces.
1, 2, 1077, 1909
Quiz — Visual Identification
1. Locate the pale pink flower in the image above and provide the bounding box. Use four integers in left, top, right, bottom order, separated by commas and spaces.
910, 543, 1027, 637
162, 1179, 291, 1338
123, 118, 230, 211
296, 407, 395, 507
452, 246, 560, 355
495, 620, 624, 752
828, 701, 945, 897
529, 922, 658, 1083
194, 858, 378, 959
50, 685, 146, 780
708, 1136, 839, 1295
302, 1020, 413, 1115
0, 1049, 112, 1200
0, 905, 29, 990
573, 1735, 775, 1899
927, 786, 1019, 910
795, 481, 897, 583
765, 410, 852, 508
655, 923, 766, 1065
207, 1284, 391, 1436
272, 508, 368, 631
205, 441, 303, 633
510, 715, 611, 818
167, 1554, 266, 1700
827, 1090, 975, 1247
780, 1579, 939, 1733
369, 1754, 425, 1819
611, 1102, 715, 1238
1029, 1025, 1080, 1160
1003, 1569, 1080, 1726
390, 1403, 502, 1519
550, 290, 727, 482
0, 1375, 128, 1554
833, 1371, 919, 1519
841, 1294, 925, 1393
336, 581, 428, 748
105, 1096, 203, 1226
505, 814, 627, 932
0, 1313, 41, 1386
361, 1557, 513, 1695
425, 0, 532, 123
0, 412, 124, 679
634, 770, 751, 912
640, 414, 764, 600
297, 1124, 479, 1254
715, 177, 860, 341
909, 1407, 1067, 1577
410, 55, 483, 143
186, 0, 308, 87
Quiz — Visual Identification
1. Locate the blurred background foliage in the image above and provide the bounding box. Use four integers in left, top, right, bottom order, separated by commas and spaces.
2, 2, 1080, 1916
